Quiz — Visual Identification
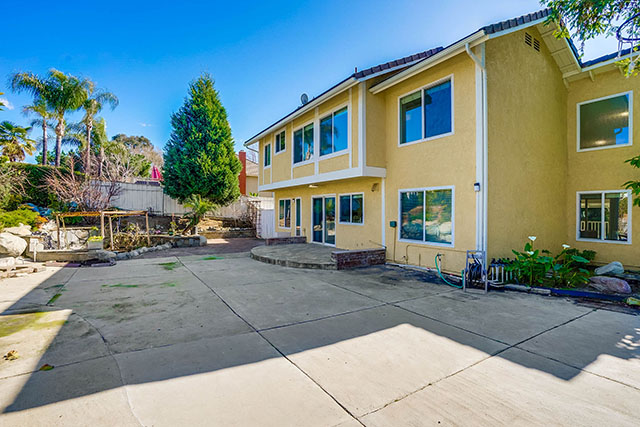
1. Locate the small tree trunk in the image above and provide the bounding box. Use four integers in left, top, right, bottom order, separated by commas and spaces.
85, 120, 93, 176
54, 121, 63, 167
98, 143, 104, 178
41, 121, 47, 165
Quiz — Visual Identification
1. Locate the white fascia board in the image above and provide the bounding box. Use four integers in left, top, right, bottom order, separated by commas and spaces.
258, 166, 386, 192
369, 32, 488, 94
244, 77, 358, 147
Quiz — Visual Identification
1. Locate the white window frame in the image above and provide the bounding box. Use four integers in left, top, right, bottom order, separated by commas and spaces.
263, 142, 272, 169
310, 194, 337, 247
338, 192, 364, 225
278, 198, 292, 230
294, 197, 302, 236
576, 91, 633, 153
397, 185, 455, 247
397, 74, 455, 147
292, 121, 315, 167
274, 129, 286, 155
576, 190, 632, 245
319, 104, 350, 160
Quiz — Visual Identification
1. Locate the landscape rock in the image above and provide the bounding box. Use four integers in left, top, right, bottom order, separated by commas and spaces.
3, 223, 32, 237
595, 261, 625, 276
0, 232, 27, 257
588, 276, 632, 294
0, 257, 16, 267
198, 235, 207, 246
96, 250, 117, 262
129, 250, 140, 258
116, 252, 129, 260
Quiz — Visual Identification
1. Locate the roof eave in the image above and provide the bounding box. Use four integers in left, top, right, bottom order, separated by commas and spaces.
369, 31, 488, 94
244, 76, 358, 147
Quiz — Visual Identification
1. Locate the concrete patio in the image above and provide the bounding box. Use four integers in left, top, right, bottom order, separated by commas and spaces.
0, 248, 638, 426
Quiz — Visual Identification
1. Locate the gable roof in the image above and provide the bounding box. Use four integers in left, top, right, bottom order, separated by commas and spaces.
245, 8, 628, 146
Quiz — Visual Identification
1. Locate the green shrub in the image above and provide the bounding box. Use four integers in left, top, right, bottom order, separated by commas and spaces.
0, 209, 41, 230
8, 163, 83, 208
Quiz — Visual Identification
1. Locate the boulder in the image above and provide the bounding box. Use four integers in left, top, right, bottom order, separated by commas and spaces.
589, 276, 632, 294
0, 233, 27, 257
595, 261, 625, 276
116, 252, 129, 261
129, 250, 140, 258
95, 250, 117, 262
3, 223, 32, 237
0, 257, 15, 268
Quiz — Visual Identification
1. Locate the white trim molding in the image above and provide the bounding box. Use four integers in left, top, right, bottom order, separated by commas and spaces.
258, 166, 386, 192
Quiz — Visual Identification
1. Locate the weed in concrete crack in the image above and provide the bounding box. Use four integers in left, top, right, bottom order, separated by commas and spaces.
202, 256, 222, 260
159, 261, 179, 270
102, 283, 139, 288
47, 293, 61, 305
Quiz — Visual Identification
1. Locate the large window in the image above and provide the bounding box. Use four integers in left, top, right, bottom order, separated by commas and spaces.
400, 79, 452, 145
339, 193, 363, 224
264, 143, 271, 167
578, 191, 631, 243
275, 130, 286, 153
294, 123, 314, 164
320, 107, 348, 156
278, 199, 291, 229
400, 187, 453, 245
578, 92, 632, 151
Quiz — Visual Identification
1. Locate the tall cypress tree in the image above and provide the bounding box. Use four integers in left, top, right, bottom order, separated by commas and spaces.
163, 74, 241, 204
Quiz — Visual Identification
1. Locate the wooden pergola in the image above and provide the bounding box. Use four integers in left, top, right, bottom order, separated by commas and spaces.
55, 210, 150, 250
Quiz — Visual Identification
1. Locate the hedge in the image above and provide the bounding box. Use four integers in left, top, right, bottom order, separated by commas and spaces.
10, 163, 84, 208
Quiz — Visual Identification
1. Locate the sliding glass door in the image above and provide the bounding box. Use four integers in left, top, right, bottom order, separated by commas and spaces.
312, 196, 336, 245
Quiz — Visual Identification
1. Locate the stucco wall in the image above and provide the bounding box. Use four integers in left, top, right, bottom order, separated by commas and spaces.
566, 68, 640, 267
273, 177, 382, 250
381, 52, 477, 273
486, 27, 568, 260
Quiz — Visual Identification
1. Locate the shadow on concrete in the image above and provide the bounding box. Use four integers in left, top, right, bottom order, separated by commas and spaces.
1, 257, 638, 415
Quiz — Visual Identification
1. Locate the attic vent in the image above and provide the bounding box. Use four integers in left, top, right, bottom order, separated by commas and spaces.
524, 32, 541, 52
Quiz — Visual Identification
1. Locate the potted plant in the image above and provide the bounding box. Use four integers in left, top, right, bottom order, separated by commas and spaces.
87, 235, 104, 250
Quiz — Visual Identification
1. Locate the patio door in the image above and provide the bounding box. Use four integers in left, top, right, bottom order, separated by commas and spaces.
312, 196, 336, 245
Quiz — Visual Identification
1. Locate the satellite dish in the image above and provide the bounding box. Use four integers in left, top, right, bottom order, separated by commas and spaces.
300, 93, 309, 105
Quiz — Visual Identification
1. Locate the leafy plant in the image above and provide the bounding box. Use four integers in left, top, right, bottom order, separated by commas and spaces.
507, 236, 553, 286
182, 194, 215, 234
0, 209, 41, 230
0, 121, 36, 162
88, 235, 103, 242
163, 73, 241, 204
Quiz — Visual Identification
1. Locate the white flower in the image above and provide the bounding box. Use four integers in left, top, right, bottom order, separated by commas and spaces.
526, 251, 534, 256
528, 236, 537, 241
562, 244, 570, 249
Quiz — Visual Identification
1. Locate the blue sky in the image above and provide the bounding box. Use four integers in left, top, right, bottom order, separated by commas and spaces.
1, 0, 621, 163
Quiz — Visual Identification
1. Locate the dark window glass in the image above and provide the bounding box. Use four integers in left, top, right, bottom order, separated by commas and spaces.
579, 94, 630, 149
333, 107, 348, 152
278, 200, 291, 228
312, 198, 323, 242
320, 116, 333, 155
400, 191, 423, 240
605, 192, 628, 241
424, 81, 452, 138
351, 194, 363, 224
424, 189, 452, 243
400, 91, 422, 144
275, 131, 285, 153
339, 195, 351, 222
303, 123, 314, 161
324, 197, 335, 245
264, 144, 271, 167
295, 199, 301, 236
293, 129, 303, 163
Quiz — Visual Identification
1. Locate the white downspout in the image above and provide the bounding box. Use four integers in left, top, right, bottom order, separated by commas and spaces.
465, 42, 488, 256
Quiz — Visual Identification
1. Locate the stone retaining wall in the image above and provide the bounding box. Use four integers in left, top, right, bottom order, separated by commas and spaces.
265, 236, 307, 246
331, 248, 386, 270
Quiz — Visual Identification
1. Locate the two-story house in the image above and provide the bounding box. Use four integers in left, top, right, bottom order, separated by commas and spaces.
244, 8, 639, 274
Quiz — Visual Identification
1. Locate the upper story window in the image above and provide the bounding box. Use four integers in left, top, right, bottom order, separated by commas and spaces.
264, 143, 271, 167
399, 78, 453, 145
578, 190, 631, 243
294, 123, 314, 164
275, 130, 286, 153
578, 92, 632, 151
320, 107, 348, 156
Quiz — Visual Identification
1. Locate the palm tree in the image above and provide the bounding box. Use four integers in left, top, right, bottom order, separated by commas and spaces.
0, 121, 36, 162
23, 99, 54, 165
10, 69, 91, 167
0, 92, 5, 111
81, 88, 118, 176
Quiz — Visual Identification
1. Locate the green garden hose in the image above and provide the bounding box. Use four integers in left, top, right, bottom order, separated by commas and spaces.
435, 254, 463, 289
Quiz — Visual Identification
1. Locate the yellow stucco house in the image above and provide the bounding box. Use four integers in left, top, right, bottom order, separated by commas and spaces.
244, 9, 639, 274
